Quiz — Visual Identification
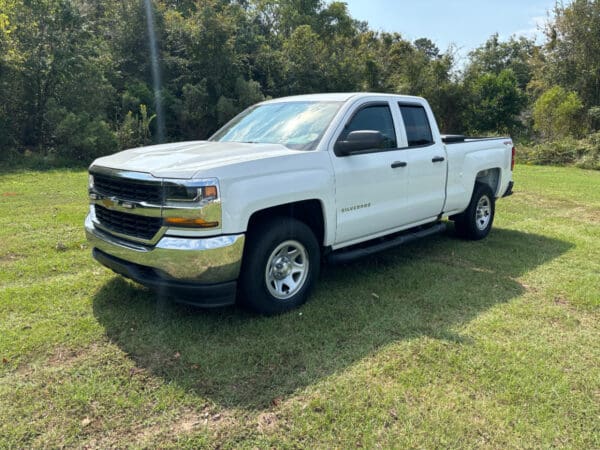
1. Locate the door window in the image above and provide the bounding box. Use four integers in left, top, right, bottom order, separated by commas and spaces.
339, 104, 397, 149
399, 104, 434, 147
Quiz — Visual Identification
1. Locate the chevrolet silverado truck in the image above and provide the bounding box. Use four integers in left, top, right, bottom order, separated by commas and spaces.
85, 93, 515, 314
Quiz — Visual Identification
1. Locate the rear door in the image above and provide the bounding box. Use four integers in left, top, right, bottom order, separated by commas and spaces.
395, 103, 447, 225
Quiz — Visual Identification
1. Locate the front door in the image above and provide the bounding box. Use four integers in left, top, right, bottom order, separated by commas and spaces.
331, 101, 408, 245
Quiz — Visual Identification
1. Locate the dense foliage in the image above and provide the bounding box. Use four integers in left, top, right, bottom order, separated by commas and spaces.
0, 0, 599, 168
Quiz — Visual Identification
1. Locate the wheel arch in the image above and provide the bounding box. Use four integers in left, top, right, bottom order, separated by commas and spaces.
246, 199, 326, 247
475, 168, 502, 197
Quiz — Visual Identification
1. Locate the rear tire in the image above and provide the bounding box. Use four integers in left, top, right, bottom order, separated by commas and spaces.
454, 182, 495, 240
239, 217, 320, 315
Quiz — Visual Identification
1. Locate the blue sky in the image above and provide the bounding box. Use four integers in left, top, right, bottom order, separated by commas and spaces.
342, 0, 560, 61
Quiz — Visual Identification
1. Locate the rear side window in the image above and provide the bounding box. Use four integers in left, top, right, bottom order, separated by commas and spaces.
340, 104, 397, 149
399, 104, 434, 147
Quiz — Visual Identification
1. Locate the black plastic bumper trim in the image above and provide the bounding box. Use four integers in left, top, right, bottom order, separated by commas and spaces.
503, 181, 514, 197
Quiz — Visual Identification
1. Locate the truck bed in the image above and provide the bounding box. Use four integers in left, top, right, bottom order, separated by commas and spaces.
441, 135, 511, 144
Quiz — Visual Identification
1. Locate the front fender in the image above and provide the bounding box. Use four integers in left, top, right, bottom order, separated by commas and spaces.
217, 152, 337, 245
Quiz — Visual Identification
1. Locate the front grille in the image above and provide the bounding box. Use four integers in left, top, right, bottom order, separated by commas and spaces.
95, 205, 162, 241
93, 173, 162, 204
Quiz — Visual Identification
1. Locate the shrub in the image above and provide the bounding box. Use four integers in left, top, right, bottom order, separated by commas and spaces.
54, 113, 118, 162
117, 105, 155, 150
588, 107, 600, 132
533, 87, 584, 140
518, 134, 600, 170
575, 132, 600, 170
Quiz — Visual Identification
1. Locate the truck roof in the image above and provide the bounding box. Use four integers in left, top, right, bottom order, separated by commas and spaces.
263, 92, 425, 104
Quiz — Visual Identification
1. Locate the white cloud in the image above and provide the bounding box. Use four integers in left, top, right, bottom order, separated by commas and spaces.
511, 15, 549, 42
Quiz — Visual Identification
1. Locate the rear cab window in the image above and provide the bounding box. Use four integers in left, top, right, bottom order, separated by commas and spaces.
399, 104, 434, 147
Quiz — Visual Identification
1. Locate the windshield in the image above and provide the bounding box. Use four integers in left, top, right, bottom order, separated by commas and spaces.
210, 101, 342, 150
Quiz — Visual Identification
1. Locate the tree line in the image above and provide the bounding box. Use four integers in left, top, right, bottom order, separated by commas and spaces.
0, 0, 598, 168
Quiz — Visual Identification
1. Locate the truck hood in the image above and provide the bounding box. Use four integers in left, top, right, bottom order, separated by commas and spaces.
91, 141, 301, 179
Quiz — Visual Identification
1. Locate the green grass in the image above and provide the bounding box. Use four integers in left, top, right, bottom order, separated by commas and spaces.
0, 165, 598, 448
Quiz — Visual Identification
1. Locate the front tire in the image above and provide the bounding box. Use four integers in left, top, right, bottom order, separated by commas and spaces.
239, 217, 320, 315
454, 182, 495, 240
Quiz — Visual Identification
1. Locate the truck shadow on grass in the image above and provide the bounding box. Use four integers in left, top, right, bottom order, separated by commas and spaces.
92, 227, 572, 410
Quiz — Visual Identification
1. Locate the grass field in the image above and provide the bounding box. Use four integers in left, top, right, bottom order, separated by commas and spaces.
0, 165, 598, 448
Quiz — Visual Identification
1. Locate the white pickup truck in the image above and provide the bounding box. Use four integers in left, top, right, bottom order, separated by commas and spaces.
85, 93, 515, 314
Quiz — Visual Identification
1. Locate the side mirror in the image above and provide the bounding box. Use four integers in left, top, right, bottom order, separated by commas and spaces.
335, 130, 385, 156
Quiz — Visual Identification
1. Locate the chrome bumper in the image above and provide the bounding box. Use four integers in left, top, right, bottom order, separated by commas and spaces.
85, 213, 245, 284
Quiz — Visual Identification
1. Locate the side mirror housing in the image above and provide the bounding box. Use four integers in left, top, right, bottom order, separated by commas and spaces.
335, 130, 385, 156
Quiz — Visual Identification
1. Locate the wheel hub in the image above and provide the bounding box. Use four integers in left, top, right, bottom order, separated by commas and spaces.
272, 256, 292, 279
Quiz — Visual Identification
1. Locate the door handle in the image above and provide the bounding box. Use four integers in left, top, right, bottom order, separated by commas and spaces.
391, 161, 407, 168
432, 156, 445, 163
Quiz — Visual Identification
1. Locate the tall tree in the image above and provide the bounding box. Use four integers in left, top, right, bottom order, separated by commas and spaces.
540, 0, 600, 109
465, 33, 536, 91
463, 69, 527, 134
0, 0, 21, 148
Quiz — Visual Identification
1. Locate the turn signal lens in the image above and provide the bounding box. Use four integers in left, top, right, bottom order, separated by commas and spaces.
164, 217, 219, 228
203, 185, 218, 199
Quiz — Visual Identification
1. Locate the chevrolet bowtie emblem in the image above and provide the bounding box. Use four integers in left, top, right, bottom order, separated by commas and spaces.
101, 197, 135, 209
101, 197, 116, 208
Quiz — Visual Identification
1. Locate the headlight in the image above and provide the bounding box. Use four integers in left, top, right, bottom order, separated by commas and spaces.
164, 184, 218, 203
162, 179, 221, 228
88, 174, 94, 190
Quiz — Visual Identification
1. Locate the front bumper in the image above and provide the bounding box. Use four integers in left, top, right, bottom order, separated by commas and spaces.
85, 214, 245, 306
